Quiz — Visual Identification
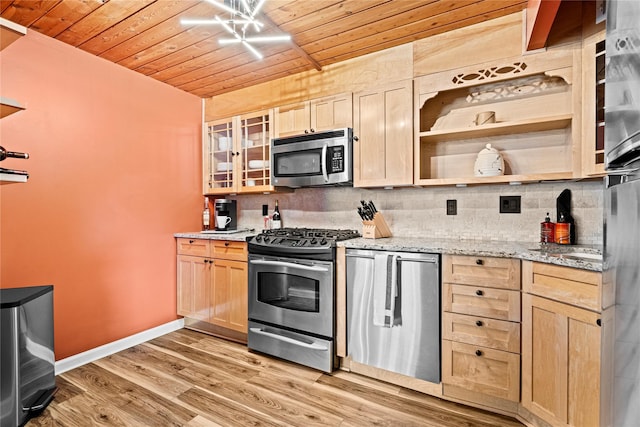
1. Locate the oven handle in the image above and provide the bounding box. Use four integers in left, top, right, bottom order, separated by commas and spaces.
249, 259, 329, 272
250, 328, 328, 351
321, 143, 329, 182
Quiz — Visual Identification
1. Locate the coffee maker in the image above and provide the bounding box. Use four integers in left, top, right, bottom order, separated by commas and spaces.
214, 199, 237, 231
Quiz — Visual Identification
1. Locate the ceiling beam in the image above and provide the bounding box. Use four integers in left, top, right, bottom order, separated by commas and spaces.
525, 0, 562, 50
260, 13, 322, 71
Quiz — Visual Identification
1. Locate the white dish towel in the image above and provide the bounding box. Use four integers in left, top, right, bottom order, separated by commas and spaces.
372, 254, 399, 327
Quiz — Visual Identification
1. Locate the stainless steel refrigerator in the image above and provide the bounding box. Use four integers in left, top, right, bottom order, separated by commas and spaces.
605, 1, 640, 426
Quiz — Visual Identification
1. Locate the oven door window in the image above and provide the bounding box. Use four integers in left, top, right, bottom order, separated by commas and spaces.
273, 149, 322, 177
257, 272, 319, 313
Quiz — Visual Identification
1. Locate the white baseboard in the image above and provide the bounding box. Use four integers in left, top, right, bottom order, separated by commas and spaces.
54, 318, 184, 375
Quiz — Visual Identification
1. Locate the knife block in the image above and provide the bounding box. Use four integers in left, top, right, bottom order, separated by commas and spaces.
362, 212, 392, 239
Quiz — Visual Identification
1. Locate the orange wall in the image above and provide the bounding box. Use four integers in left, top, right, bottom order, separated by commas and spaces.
0, 30, 202, 359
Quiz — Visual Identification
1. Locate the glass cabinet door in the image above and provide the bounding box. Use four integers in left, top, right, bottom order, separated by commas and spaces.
239, 110, 272, 191
205, 119, 235, 192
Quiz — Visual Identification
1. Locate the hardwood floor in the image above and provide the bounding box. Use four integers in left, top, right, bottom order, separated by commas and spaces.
29, 328, 524, 426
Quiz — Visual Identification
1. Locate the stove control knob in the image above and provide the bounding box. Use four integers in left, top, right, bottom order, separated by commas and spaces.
310, 238, 318, 245
255, 235, 262, 242
320, 238, 327, 245
264, 237, 270, 243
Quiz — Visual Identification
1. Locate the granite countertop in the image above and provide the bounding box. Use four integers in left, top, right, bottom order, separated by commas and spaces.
174, 231, 603, 272
339, 237, 604, 272
174, 230, 256, 242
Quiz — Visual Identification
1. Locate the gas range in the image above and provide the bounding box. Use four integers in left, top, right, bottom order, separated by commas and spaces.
246, 227, 361, 259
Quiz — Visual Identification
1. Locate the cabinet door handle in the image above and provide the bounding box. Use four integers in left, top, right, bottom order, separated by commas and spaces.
476, 259, 484, 265
475, 289, 484, 296
189, 239, 194, 243
224, 241, 230, 247
475, 350, 483, 356
476, 320, 483, 327
597, 319, 602, 327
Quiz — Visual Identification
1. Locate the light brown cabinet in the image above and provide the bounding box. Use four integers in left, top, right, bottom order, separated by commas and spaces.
414, 49, 579, 186
581, 28, 606, 177
521, 261, 613, 427
176, 238, 248, 341
274, 92, 353, 137
204, 109, 274, 195
353, 80, 413, 187
441, 255, 521, 412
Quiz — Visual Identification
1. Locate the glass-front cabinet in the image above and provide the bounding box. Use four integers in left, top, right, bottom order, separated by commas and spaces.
204, 109, 274, 194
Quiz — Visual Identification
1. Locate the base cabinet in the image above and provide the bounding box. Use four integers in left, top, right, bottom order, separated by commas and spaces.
176, 238, 248, 341
441, 255, 521, 412
521, 261, 613, 427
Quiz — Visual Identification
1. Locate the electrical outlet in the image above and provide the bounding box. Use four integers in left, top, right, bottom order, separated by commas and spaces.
500, 196, 521, 214
447, 199, 457, 215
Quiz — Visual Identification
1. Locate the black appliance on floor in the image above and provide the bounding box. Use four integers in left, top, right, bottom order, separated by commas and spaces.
1, 285, 56, 427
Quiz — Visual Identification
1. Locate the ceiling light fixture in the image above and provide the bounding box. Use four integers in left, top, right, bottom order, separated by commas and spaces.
180, 0, 290, 60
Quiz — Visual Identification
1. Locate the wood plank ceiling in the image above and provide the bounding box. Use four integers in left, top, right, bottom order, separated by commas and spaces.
1, 0, 527, 99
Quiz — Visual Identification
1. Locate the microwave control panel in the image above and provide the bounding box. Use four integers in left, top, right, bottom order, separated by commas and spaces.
327, 146, 344, 173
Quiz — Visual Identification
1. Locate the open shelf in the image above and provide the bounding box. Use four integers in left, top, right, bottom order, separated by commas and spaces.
419, 115, 572, 143
1, 173, 28, 184
0, 96, 25, 118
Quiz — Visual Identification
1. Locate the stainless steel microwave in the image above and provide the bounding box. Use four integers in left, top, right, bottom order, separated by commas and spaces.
271, 128, 353, 187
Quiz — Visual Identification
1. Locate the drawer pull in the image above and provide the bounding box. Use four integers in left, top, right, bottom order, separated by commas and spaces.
224, 241, 230, 247
476, 259, 484, 265
475, 320, 483, 327
475, 350, 483, 356
475, 289, 484, 296
189, 239, 194, 244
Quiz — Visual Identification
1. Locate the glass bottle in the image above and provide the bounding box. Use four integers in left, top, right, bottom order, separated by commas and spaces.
540, 212, 555, 244
555, 212, 570, 245
202, 197, 211, 231
272, 200, 282, 229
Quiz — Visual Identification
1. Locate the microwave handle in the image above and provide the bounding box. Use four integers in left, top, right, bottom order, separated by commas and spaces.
321, 143, 329, 182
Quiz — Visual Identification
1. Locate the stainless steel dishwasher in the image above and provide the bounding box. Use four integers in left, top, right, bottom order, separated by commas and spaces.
346, 249, 440, 383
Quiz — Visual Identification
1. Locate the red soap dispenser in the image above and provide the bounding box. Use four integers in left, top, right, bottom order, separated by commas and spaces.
540, 212, 555, 244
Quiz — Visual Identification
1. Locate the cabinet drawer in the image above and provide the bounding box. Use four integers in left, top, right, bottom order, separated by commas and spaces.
176, 238, 209, 257
211, 240, 247, 261
443, 255, 521, 289
443, 283, 521, 322
443, 312, 520, 353
523, 261, 602, 311
442, 340, 520, 402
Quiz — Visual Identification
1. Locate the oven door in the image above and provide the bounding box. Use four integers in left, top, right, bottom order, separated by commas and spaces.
248, 254, 334, 338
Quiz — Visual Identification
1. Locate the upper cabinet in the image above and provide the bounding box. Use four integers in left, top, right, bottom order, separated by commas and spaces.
274, 92, 353, 137
204, 109, 274, 195
353, 80, 414, 188
414, 49, 580, 187
581, 29, 606, 177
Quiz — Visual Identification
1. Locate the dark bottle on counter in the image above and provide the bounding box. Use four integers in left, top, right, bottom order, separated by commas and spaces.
202, 197, 211, 231
540, 212, 555, 244
0, 146, 29, 161
272, 200, 282, 229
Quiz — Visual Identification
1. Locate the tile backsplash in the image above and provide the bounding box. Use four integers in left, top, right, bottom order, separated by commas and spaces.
231, 180, 604, 245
